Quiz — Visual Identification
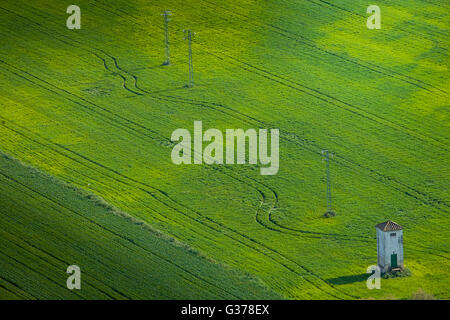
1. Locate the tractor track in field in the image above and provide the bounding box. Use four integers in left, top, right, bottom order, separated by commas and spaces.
0, 64, 358, 300
93, 53, 144, 96
0, 250, 90, 299
1, 177, 147, 300
0, 169, 242, 299
1, 184, 210, 300
0, 276, 38, 299
0, 231, 127, 299
408, 246, 450, 262
0, 282, 33, 299
254, 187, 373, 242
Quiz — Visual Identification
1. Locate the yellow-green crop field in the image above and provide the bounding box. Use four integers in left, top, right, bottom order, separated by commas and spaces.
0, 0, 448, 299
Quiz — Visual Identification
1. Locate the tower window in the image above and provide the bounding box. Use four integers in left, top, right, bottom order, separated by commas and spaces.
390, 233, 396, 237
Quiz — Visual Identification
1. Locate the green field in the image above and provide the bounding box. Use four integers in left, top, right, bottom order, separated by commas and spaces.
0, 151, 281, 299
0, 0, 449, 299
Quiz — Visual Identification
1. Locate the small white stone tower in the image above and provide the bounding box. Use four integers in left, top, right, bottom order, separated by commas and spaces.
376, 220, 404, 273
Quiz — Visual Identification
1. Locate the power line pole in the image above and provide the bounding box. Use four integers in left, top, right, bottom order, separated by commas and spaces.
162, 11, 171, 65
183, 29, 195, 88
322, 150, 335, 217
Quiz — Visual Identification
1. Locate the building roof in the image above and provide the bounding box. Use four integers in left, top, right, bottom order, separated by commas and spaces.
376, 220, 403, 231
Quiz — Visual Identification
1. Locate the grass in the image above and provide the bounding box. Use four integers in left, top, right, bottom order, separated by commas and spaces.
0, 151, 281, 299
0, 0, 448, 299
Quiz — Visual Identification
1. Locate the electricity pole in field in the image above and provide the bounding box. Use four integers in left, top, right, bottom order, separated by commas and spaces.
322, 150, 335, 217
183, 29, 195, 88
162, 11, 171, 65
